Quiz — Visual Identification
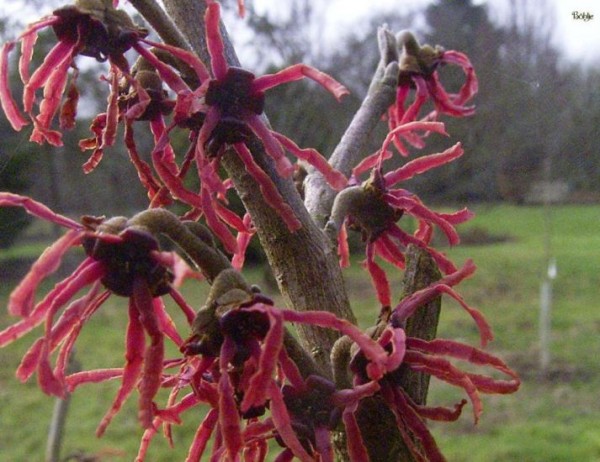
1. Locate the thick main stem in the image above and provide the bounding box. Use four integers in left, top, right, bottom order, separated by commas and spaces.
160, 0, 355, 374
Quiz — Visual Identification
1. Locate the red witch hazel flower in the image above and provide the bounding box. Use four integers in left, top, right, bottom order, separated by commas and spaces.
0, 0, 150, 145
327, 121, 472, 307
113, 0, 351, 251
385, 31, 478, 155
159, 0, 350, 234
0, 193, 204, 434
198, 0, 348, 181
134, 267, 393, 461
345, 262, 520, 462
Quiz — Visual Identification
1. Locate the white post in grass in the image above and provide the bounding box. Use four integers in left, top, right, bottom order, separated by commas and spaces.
539, 258, 556, 373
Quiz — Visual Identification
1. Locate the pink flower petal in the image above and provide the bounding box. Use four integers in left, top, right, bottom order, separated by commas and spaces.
19, 28, 39, 83
8, 228, 82, 316
441, 50, 478, 105
123, 74, 152, 121
35, 47, 71, 131
205, 2, 228, 80
365, 241, 391, 307
153, 297, 184, 346
426, 72, 475, 117
59, 69, 80, 129
396, 77, 429, 126
135, 41, 198, 93
352, 149, 392, 179
23, 40, 75, 113
246, 115, 294, 177
388, 387, 446, 462
215, 200, 248, 233
0, 42, 28, 130
141, 38, 210, 83
0, 192, 81, 229
234, 142, 301, 231
381, 121, 447, 158
232, 213, 254, 270
253, 63, 348, 102
136, 424, 159, 462
124, 122, 163, 200
331, 380, 380, 408
186, 408, 219, 462
268, 381, 314, 462
201, 184, 239, 254
15, 338, 43, 384
168, 287, 197, 325
37, 341, 66, 397
0, 258, 101, 351
101, 71, 119, 149
135, 283, 166, 429
385, 224, 457, 275
65, 368, 123, 392
29, 117, 63, 146
466, 373, 520, 394
407, 337, 518, 379
384, 194, 460, 245
342, 405, 371, 462
54, 289, 109, 383
392, 262, 492, 346
438, 207, 474, 225
273, 132, 347, 190
241, 308, 284, 412
384, 142, 464, 187
337, 223, 350, 268
279, 308, 388, 379
96, 298, 146, 437
218, 337, 243, 459
380, 327, 406, 372
404, 350, 482, 423
373, 236, 405, 269
277, 346, 306, 392
413, 399, 467, 422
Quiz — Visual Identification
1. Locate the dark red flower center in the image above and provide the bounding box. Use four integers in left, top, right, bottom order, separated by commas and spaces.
205, 67, 265, 116
83, 227, 173, 297
203, 67, 265, 154
52, 4, 147, 62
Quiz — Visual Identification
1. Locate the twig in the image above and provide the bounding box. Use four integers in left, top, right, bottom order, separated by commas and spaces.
128, 0, 191, 51
304, 28, 400, 228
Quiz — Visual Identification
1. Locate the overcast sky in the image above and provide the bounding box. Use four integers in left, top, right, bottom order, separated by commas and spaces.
1, 0, 598, 65
247, 0, 600, 66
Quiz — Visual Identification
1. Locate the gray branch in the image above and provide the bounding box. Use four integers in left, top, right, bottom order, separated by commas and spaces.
304, 27, 400, 228
154, 0, 355, 373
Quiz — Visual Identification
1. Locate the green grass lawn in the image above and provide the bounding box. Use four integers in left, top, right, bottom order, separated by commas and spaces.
0, 204, 599, 461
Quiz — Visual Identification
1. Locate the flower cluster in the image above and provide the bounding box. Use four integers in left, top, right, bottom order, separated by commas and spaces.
347, 260, 519, 457
327, 120, 472, 307
137, 274, 392, 461
0, 194, 201, 433
0, 0, 349, 254
0, 2, 520, 462
386, 31, 478, 154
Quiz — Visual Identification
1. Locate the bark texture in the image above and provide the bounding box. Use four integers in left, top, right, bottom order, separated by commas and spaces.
161, 0, 355, 373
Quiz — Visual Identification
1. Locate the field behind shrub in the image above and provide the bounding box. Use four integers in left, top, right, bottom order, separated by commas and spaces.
0, 204, 599, 461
